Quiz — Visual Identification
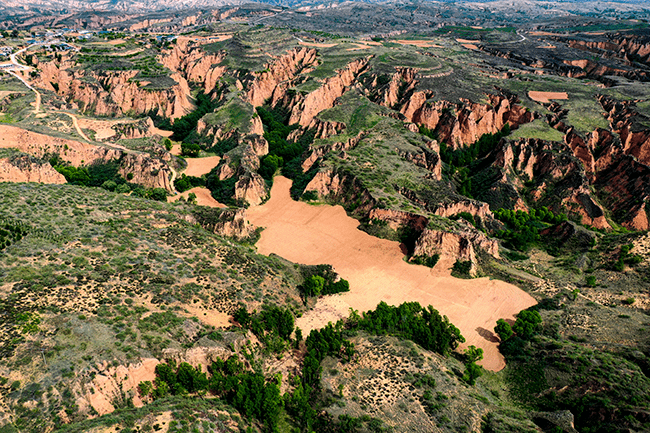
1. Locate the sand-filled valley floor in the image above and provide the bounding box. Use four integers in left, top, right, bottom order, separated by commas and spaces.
246, 177, 537, 371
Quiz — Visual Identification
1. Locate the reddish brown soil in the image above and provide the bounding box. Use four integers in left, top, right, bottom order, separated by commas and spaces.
246, 177, 537, 371
183, 155, 221, 177
170, 187, 225, 207
528, 91, 569, 103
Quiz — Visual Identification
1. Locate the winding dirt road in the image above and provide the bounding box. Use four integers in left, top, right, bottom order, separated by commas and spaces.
61, 112, 90, 141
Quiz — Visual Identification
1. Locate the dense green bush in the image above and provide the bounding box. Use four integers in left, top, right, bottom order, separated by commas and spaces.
180, 142, 200, 157
493, 207, 566, 252
353, 301, 465, 356
410, 254, 440, 268
171, 91, 218, 142
299, 268, 351, 299
174, 174, 205, 192
512, 310, 542, 339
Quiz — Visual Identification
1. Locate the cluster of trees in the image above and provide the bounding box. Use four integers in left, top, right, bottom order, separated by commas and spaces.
440, 125, 510, 169
419, 126, 511, 199
171, 91, 218, 143
141, 356, 283, 432
53, 159, 168, 201
300, 274, 350, 298
180, 142, 201, 157
136, 300, 470, 431
234, 305, 295, 352
174, 173, 205, 193
139, 360, 208, 399
205, 170, 240, 207
495, 309, 542, 359
286, 323, 355, 431
209, 356, 282, 432
256, 105, 301, 180
410, 254, 440, 268
256, 105, 317, 186
206, 137, 238, 156
493, 207, 567, 252
352, 301, 465, 356
462, 345, 484, 385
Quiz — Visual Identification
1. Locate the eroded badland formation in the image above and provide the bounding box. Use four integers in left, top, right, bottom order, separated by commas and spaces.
1, 1, 650, 432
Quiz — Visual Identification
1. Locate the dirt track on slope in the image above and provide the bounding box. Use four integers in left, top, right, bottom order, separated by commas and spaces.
246, 176, 537, 371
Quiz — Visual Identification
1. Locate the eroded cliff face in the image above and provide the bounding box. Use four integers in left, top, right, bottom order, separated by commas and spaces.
376, 67, 419, 109
235, 171, 268, 206
0, 125, 172, 191
399, 92, 536, 147
0, 155, 66, 184
35, 61, 192, 119
301, 132, 365, 172
598, 95, 650, 166
304, 167, 500, 269
289, 58, 370, 127
190, 207, 256, 240
304, 168, 376, 215
288, 117, 346, 142
412, 227, 500, 275
487, 138, 610, 229
247, 47, 319, 108
367, 208, 429, 231
70, 344, 243, 419
160, 41, 227, 93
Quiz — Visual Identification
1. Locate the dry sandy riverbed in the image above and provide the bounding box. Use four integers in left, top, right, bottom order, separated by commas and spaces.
246, 177, 536, 371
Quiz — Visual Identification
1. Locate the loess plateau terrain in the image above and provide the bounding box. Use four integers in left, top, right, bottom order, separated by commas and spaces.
1, 2, 650, 433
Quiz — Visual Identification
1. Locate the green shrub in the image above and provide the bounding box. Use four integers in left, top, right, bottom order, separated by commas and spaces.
180, 142, 200, 157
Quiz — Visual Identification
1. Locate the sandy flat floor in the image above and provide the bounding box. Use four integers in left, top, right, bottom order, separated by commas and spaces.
528, 91, 569, 103
170, 187, 225, 208
247, 177, 537, 371
183, 155, 221, 177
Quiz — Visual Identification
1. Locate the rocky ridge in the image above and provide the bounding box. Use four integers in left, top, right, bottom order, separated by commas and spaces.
0, 124, 173, 191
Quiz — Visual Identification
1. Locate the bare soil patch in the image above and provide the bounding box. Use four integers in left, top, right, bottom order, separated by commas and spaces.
76, 117, 123, 141
183, 155, 221, 177
462, 44, 479, 51
394, 40, 443, 48
170, 143, 182, 156
246, 177, 536, 371
528, 91, 569, 103
299, 41, 338, 48
456, 38, 481, 44
346, 43, 373, 51
170, 187, 226, 208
